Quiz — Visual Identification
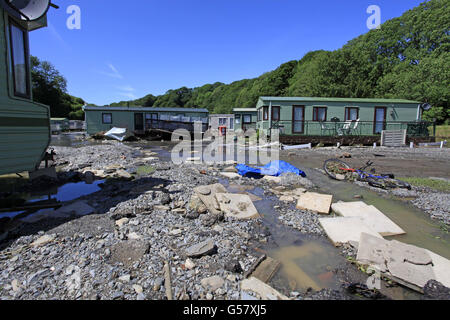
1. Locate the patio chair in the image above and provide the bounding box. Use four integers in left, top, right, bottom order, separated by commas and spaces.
350, 119, 360, 135
320, 121, 335, 136
337, 121, 352, 136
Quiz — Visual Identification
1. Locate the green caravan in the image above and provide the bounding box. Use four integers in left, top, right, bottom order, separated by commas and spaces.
0, 1, 54, 175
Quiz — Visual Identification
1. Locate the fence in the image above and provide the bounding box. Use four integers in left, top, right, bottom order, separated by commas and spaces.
264, 120, 434, 137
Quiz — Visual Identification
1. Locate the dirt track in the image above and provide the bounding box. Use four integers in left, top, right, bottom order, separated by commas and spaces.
281, 147, 450, 179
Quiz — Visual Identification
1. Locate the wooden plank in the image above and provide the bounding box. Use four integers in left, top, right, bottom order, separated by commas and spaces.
251, 257, 281, 283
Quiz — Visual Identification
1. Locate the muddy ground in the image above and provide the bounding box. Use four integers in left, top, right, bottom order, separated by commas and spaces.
0, 138, 448, 300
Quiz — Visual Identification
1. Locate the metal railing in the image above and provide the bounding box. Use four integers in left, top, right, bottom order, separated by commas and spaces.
267, 120, 434, 137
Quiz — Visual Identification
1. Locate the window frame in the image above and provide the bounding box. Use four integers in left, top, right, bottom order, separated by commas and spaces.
9, 18, 31, 99
345, 107, 359, 121
243, 114, 252, 124
271, 106, 280, 122
313, 107, 328, 122
235, 114, 241, 124
292, 105, 305, 134
263, 106, 269, 121
102, 113, 113, 124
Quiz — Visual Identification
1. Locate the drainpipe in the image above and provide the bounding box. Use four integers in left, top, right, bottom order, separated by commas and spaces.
269, 101, 272, 140
416, 104, 421, 121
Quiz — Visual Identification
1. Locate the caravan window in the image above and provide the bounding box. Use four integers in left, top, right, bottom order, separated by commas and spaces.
9, 20, 30, 98
102, 113, 112, 124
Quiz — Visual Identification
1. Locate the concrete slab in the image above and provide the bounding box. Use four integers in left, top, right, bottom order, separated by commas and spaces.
216, 193, 259, 220
194, 184, 227, 215
331, 201, 405, 236
296, 192, 333, 214
319, 217, 383, 246
356, 233, 437, 292
241, 277, 289, 300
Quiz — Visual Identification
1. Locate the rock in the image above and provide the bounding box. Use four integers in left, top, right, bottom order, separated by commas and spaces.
172, 208, 186, 215
220, 172, 241, 179
185, 239, 217, 258
200, 214, 218, 227
153, 278, 164, 291
110, 241, 150, 266
423, 280, 450, 300
185, 259, 196, 270
262, 176, 281, 184
115, 218, 129, 228
65, 265, 81, 292
201, 276, 224, 291
153, 205, 170, 211
279, 195, 295, 202
158, 193, 171, 205
118, 274, 131, 283
84, 171, 95, 184
223, 166, 238, 173
11, 279, 20, 292
194, 184, 227, 215
127, 232, 141, 240
31, 234, 55, 247
169, 229, 183, 236
115, 169, 133, 180
225, 260, 243, 273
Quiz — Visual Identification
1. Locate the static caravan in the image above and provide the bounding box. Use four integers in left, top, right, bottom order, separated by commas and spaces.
256, 97, 429, 138
0, 1, 54, 175
232, 108, 257, 131
208, 114, 234, 133
83, 106, 209, 135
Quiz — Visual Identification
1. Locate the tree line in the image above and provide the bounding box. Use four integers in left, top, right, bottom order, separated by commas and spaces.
33, 0, 449, 124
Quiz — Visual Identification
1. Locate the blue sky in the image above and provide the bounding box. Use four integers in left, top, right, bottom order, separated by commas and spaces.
30, 0, 425, 105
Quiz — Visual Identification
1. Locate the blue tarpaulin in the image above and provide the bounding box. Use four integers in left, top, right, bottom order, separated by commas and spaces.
236, 161, 306, 178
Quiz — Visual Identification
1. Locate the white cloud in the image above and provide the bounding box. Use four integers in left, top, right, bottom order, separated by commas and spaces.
99, 63, 123, 79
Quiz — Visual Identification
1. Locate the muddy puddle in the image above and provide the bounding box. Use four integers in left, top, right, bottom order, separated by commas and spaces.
0, 180, 104, 223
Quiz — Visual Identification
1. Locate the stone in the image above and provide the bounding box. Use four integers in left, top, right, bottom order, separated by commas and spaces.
31, 234, 55, 247
185, 239, 217, 258
169, 229, 183, 236
296, 192, 333, 214
331, 201, 405, 236
172, 208, 186, 215
319, 217, 382, 246
262, 176, 282, 184
127, 232, 141, 240
220, 172, 241, 179
115, 218, 129, 228
215, 193, 259, 220
194, 184, 227, 215
201, 276, 224, 291
115, 169, 133, 180
223, 166, 238, 173
11, 279, 20, 292
153, 205, 170, 211
84, 171, 95, 184
132, 284, 143, 294
118, 274, 131, 283
279, 195, 295, 202
241, 277, 288, 300
184, 258, 196, 270
110, 241, 150, 266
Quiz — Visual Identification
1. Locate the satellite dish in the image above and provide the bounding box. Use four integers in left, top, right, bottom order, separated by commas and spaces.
421, 103, 432, 111
1, 0, 50, 21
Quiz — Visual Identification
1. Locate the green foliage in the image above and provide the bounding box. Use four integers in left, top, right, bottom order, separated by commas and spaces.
109, 0, 448, 124
31, 56, 86, 119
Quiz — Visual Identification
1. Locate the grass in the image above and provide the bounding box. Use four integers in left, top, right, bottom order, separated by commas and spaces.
429, 125, 450, 143
136, 165, 156, 176
399, 177, 450, 193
